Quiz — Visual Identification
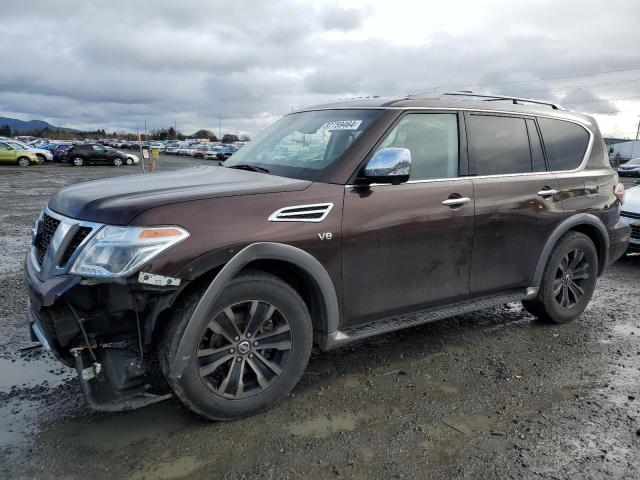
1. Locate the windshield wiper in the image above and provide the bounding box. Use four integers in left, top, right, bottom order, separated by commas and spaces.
227, 164, 270, 174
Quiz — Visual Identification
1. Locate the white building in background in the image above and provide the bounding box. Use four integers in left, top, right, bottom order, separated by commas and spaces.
608, 140, 640, 165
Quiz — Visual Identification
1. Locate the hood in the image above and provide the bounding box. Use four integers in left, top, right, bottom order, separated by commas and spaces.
49, 166, 311, 225
623, 185, 640, 213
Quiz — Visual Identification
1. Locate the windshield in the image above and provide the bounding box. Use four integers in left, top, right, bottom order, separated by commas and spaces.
626, 158, 640, 166
225, 109, 383, 181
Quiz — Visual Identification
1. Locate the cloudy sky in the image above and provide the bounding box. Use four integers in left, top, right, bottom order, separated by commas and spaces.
2, 0, 640, 138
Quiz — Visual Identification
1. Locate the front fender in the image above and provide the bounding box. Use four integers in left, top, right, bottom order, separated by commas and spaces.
169, 242, 339, 379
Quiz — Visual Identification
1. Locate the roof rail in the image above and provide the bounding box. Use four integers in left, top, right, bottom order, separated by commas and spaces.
438, 91, 565, 110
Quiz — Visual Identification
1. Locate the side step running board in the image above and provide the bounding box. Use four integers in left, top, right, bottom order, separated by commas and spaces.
320, 289, 527, 350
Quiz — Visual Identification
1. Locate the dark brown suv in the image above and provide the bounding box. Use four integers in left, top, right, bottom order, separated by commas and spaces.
24, 93, 630, 420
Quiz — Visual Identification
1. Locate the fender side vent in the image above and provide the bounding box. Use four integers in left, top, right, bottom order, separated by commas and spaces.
268, 203, 334, 222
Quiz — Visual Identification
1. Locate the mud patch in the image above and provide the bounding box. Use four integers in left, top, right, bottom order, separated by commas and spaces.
285, 412, 367, 438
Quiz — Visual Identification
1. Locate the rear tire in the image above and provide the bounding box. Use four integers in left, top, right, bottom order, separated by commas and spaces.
160, 271, 312, 421
113, 157, 124, 166
522, 232, 598, 323
17, 157, 31, 167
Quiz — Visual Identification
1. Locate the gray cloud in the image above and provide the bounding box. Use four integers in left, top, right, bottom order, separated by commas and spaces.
1, 0, 639, 135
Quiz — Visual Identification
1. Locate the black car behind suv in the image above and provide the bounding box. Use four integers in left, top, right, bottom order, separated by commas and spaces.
65, 144, 127, 166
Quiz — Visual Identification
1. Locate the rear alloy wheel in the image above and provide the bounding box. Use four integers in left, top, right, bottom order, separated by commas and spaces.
17, 157, 31, 167
522, 232, 598, 323
72, 156, 84, 166
113, 157, 124, 166
160, 271, 312, 420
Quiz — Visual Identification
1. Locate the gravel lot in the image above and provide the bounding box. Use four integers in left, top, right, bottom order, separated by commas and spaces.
0, 155, 639, 479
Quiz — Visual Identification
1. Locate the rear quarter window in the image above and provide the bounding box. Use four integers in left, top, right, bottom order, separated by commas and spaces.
537, 118, 590, 171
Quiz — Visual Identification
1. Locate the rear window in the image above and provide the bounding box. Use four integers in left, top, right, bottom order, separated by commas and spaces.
467, 114, 532, 175
537, 118, 590, 171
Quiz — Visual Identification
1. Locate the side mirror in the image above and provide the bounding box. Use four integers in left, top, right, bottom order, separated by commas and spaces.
362, 147, 411, 185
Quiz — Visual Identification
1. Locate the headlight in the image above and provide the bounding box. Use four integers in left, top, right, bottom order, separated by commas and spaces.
70, 225, 189, 277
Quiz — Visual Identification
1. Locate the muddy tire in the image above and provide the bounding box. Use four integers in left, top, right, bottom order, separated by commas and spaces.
522, 232, 598, 323
17, 157, 31, 167
160, 271, 312, 421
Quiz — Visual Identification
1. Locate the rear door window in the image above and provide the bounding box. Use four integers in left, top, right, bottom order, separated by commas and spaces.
467, 114, 532, 175
537, 118, 590, 171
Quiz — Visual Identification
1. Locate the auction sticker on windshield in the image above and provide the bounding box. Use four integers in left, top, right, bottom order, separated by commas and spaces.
319, 120, 362, 131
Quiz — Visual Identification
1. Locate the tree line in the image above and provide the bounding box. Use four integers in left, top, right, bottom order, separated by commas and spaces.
2, 125, 250, 143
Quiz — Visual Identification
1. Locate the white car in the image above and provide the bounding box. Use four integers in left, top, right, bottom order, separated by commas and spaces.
5, 140, 53, 163
621, 183, 640, 253
106, 146, 139, 165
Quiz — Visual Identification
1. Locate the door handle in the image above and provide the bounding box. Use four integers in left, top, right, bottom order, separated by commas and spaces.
537, 188, 558, 197
441, 197, 471, 207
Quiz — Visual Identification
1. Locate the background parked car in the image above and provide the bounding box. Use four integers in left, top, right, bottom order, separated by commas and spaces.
53, 143, 75, 162
104, 146, 139, 165
620, 182, 640, 253
0, 141, 40, 166
215, 144, 238, 160
65, 143, 128, 166
618, 158, 640, 177
4, 139, 53, 163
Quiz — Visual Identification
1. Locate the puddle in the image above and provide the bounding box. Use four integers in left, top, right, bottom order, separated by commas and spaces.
0, 352, 74, 392
285, 413, 367, 438
0, 397, 41, 447
37, 401, 196, 450
129, 455, 206, 480
340, 374, 361, 387
612, 323, 640, 337
441, 413, 494, 435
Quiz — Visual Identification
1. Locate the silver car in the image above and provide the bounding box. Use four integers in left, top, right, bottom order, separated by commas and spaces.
620, 183, 640, 253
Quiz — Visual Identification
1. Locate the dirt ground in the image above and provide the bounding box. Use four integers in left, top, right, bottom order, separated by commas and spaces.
0, 156, 639, 479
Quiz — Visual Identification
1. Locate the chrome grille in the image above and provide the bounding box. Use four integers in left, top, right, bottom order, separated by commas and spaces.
60, 227, 92, 265
34, 213, 60, 265
630, 224, 640, 240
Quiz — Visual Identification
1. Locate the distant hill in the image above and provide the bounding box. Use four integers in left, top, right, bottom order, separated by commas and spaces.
0, 116, 79, 133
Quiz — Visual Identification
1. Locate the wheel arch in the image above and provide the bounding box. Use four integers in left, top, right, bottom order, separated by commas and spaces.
530, 213, 609, 288
168, 242, 339, 379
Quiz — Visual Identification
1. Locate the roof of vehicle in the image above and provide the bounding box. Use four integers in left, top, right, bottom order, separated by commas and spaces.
297, 94, 595, 126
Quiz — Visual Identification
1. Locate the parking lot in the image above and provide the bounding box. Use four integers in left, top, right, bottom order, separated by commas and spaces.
1, 156, 639, 479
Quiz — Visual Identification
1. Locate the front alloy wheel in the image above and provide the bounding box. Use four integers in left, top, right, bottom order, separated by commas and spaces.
161, 271, 312, 420
197, 300, 292, 399
72, 156, 84, 166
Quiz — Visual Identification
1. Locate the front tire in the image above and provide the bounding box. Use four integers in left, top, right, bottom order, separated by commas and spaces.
522, 232, 598, 323
71, 156, 84, 166
160, 271, 313, 420
126, 157, 133, 165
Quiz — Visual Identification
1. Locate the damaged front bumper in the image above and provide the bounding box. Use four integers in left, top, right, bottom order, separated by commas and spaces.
24, 253, 176, 412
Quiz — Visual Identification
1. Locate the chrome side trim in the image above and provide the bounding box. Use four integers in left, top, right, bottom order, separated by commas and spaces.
343, 108, 595, 188
268, 203, 334, 223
